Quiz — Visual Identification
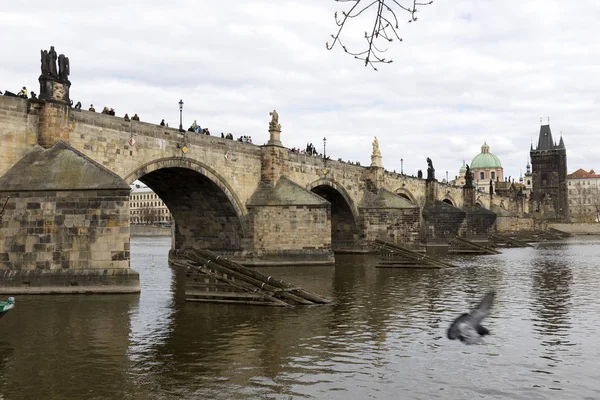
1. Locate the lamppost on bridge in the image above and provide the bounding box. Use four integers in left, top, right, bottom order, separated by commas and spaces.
323, 137, 327, 159
178, 99, 184, 132
446, 170, 448, 184
401, 158, 404, 175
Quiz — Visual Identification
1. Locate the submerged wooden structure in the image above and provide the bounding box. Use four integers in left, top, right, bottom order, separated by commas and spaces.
490, 234, 533, 248
373, 240, 459, 269
449, 236, 501, 255
171, 249, 331, 306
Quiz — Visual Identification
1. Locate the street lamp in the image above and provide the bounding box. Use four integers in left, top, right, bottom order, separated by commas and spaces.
323, 137, 327, 159
446, 170, 448, 184
401, 158, 404, 174
178, 99, 184, 132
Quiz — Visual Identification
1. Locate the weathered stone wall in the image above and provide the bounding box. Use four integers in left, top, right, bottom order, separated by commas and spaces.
359, 208, 421, 244
0, 188, 138, 293
246, 205, 332, 263
37, 100, 70, 148
496, 215, 534, 232
549, 223, 600, 235
0, 96, 38, 178
0, 189, 130, 270
461, 208, 497, 239
67, 110, 262, 209
422, 203, 467, 242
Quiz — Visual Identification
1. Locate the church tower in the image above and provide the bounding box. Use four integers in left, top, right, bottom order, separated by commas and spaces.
530, 122, 568, 221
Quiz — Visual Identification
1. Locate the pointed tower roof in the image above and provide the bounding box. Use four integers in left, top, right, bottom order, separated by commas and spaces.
536, 124, 555, 150
558, 135, 565, 149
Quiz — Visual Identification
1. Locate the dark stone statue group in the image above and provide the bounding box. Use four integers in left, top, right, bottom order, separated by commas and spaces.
419, 157, 474, 187
40, 46, 69, 82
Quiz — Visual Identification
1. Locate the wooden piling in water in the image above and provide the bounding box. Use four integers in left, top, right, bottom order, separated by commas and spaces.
173, 249, 331, 306
450, 237, 502, 255
373, 240, 459, 269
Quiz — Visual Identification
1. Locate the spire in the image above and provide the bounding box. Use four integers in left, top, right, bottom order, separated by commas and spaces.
535, 123, 554, 151
558, 135, 565, 149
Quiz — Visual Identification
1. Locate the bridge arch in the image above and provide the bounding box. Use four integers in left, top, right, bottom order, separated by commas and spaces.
124, 157, 246, 217
124, 157, 248, 251
394, 187, 418, 205
441, 194, 457, 207
475, 196, 488, 209
307, 178, 359, 252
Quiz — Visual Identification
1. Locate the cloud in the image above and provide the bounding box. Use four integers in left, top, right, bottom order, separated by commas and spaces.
1, 0, 599, 180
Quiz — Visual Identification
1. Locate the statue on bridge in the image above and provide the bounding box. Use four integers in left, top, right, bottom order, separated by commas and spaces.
40, 46, 69, 82
48, 46, 58, 78
39, 46, 71, 103
58, 54, 70, 81
426, 157, 435, 181
269, 110, 281, 131
372, 136, 381, 156
464, 164, 474, 187
40, 49, 49, 76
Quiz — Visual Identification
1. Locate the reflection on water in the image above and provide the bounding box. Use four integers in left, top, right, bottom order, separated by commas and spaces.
1, 236, 600, 399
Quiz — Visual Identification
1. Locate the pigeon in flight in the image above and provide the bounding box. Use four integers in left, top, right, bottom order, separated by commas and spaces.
447, 291, 495, 344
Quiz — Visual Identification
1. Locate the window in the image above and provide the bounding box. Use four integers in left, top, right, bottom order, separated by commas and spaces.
479, 172, 485, 180
491, 172, 496, 180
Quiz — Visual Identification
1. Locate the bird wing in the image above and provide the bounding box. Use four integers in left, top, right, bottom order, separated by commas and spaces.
469, 291, 495, 325
447, 313, 471, 340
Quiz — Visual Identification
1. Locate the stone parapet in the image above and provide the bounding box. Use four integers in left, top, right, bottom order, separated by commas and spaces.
0, 96, 38, 178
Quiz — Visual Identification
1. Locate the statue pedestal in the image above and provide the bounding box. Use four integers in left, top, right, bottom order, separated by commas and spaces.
371, 153, 382, 168
37, 75, 71, 148
267, 127, 282, 146
38, 75, 71, 104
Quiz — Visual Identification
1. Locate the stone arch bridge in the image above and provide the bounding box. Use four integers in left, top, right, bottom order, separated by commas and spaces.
0, 67, 528, 293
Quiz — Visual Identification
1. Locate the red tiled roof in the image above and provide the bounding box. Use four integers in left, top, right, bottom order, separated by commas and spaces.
567, 168, 600, 179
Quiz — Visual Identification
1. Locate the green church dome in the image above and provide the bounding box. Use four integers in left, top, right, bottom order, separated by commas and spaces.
459, 161, 467, 173
471, 142, 502, 169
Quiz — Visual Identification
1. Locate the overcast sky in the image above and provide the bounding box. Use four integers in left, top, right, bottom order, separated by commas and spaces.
2, 1, 599, 181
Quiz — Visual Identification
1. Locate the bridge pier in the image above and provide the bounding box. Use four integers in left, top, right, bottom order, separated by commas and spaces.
233, 124, 335, 265
359, 166, 421, 246
0, 142, 139, 294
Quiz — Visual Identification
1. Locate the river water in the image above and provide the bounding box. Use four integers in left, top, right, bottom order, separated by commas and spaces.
1, 236, 600, 399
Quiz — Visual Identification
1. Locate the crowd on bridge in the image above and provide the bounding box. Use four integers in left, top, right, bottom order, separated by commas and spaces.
1, 86, 36, 99
0, 88, 356, 159
287, 143, 367, 165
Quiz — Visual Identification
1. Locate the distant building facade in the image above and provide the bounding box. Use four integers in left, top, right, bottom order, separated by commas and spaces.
522, 159, 533, 193
470, 142, 504, 193
530, 124, 569, 221
130, 184, 172, 225
567, 169, 600, 222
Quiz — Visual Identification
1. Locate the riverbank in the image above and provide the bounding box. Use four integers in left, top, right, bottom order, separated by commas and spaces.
130, 225, 171, 237
550, 222, 600, 235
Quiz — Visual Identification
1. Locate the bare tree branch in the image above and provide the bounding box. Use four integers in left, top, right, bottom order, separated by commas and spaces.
326, 0, 434, 70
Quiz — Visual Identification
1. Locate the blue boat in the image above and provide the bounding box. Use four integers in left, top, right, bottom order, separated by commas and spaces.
0, 297, 15, 319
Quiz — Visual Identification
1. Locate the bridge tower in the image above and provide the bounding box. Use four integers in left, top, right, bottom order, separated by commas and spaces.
530, 122, 569, 221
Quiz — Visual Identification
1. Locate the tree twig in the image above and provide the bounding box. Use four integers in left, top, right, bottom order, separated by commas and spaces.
326, 0, 434, 70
